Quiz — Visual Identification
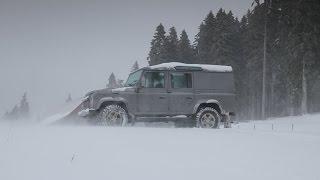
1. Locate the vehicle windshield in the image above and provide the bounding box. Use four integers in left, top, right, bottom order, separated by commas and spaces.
124, 70, 143, 87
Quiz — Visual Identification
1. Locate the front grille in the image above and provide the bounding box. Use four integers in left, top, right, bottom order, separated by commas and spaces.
82, 98, 90, 109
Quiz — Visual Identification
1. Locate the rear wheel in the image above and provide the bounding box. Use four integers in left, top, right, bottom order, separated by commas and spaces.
196, 107, 221, 128
98, 104, 128, 126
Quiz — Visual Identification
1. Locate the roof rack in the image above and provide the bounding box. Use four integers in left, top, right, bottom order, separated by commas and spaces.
174, 66, 203, 71
148, 62, 232, 72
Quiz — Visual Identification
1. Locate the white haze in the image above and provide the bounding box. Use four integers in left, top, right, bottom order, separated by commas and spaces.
0, 0, 251, 118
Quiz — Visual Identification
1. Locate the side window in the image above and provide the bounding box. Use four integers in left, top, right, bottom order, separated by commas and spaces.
171, 72, 192, 88
142, 72, 165, 88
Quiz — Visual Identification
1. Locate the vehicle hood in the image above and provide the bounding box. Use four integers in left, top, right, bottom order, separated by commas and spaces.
85, 87, 134, 97
84, 89, 109, 97
111, 87, 134, 93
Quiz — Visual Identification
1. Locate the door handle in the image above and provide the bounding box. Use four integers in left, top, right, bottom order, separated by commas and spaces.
186, 97, 193, 100
159, 96, 166, 99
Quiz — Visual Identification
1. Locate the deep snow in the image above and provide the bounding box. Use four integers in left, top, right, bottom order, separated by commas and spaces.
1, 114, 320, 180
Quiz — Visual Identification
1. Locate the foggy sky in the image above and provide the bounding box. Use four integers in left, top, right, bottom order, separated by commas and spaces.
0, 0, 251, 117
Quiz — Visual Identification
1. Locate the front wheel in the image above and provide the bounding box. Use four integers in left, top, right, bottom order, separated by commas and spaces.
98, 104, 128, 126
196, 107, 221, 128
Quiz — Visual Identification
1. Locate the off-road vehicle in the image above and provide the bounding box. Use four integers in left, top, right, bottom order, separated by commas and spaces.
79, 62, 236, 128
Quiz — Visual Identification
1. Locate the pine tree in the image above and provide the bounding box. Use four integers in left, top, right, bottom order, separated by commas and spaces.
117, 79, 124, 87
131, 61, 140, 72
284, 0, 320, 114
233, 15, 249, 119
107, 73, 118, 89
245, 5, 266, 119
194, 11, 216, 63
2, 93, 31, 120
163, 27, 179, 62
148, 23, 167, 65
66, 93, 72, 103
211, 9, 238, 65
265, 0, 292, 117
178, 30, 194, 63
2, 111, 9, 120
10, 105, 19, 120
19, 92, 30, 118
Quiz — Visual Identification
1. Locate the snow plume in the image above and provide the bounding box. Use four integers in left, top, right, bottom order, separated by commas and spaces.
41, 98, 86, 125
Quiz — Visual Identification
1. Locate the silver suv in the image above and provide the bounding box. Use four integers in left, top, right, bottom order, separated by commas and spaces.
79, 63, 236, 128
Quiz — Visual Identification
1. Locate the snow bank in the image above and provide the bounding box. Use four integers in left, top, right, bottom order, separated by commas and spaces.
1, 114, 320, 180
149, 62, 232, 72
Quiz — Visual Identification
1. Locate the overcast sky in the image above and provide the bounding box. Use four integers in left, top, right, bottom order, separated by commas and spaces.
0, 0, 252, 117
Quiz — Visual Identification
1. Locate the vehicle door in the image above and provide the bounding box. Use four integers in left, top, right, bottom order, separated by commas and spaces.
168, 71, 194, 115
137, 70, 169, 115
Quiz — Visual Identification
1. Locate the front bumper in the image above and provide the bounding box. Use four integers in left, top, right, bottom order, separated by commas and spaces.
78, 108, 95, 117
78, 95, 95, 117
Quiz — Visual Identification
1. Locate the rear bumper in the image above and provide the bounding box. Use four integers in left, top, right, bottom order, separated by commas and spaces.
222, 111, 235, 117
221, 112, 235, 123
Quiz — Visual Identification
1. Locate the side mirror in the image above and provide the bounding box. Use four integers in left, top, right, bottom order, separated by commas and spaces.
137, 80, 146, 88
134, 87, 139, 93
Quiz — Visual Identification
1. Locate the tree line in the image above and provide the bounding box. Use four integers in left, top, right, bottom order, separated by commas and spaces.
147, 0, 320, 120
2, 92, 77, 120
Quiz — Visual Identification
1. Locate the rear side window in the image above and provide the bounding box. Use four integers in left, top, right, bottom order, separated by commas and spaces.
142, 72, 165, 88
193, 72, 234, 91
170, 72, 192, 88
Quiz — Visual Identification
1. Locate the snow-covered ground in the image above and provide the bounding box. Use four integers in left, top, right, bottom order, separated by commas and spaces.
1, 114, 320, 180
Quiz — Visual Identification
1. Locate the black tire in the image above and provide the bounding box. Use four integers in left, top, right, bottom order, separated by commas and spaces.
196, 107, 221, 128
97, 104, 128, 127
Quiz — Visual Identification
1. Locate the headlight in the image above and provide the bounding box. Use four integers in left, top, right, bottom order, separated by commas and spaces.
82, 96, 89, 102
81, 95, 91, 109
